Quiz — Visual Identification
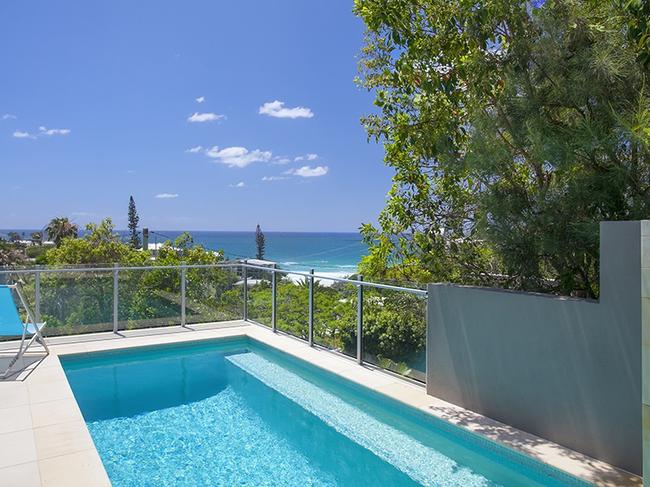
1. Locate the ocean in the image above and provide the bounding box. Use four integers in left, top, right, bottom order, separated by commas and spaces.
1, 229, 367, 275
146, 231, 366, 275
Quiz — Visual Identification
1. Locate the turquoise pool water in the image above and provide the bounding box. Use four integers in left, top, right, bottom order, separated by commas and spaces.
61, 338, 591, 487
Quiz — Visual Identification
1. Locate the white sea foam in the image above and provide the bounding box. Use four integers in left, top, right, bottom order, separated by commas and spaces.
283, 271, 352, 286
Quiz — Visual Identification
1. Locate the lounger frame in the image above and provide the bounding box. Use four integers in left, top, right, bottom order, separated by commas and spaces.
1, 283, 49, 379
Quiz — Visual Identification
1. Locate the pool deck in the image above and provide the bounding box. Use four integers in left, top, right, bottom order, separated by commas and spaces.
0, 320, 642, 487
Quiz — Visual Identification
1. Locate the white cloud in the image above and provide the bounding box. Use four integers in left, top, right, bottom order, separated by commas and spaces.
230, 181, 245, 188
187, 112, 224, 123
155, 193, 179, 199
195, 96, 205, 103
12, 126, 70, 139
286, 165, 329, 178
2, 114, 16, 120
186, 145, 203, 153
259, 100, 314, 119
272, 156, 291, 165
38, 126, 70, 136
262, 176, 288, 181
294, 153, 318, 162
205, 146, 272, 168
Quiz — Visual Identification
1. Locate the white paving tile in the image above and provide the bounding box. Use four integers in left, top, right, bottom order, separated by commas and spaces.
31, 398, 84, 429
34, 420, 95, 461
0, 404, 33, 434
38, 449, 110, 487
27, 379, 74, 405
0, 461, 42, 487
0, 429, 37, 469
0, 383, 30, 409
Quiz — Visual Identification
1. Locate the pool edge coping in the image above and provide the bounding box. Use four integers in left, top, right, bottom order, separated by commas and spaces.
0, 321, 641, 487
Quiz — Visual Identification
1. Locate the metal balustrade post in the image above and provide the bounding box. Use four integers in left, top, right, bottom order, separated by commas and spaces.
357, 275, 363, 364
113, 263, 119, 333
243, 261, 248, 321
180, 262, 187, 327
34, 269, 41, 323
271, 265, 277, 332
308, 268, 314, 346
423, 290, 428, 385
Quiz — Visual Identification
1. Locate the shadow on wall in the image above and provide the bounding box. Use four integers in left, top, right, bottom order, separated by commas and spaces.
426, 221, 643, 475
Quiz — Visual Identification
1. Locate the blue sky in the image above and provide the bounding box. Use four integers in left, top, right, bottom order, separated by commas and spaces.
0, 1, 391, 232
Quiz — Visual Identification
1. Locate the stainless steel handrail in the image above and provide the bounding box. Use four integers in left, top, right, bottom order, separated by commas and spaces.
236, 262, 428, 295
0, 263, 233, 274
0, 263, 427, 295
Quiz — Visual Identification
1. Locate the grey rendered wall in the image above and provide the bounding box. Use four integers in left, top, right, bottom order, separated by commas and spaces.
426, 221, 642, 474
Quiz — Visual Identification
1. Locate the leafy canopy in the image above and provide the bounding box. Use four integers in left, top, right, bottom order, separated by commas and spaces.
355, 0, 650, 297
44, 218, 148, 266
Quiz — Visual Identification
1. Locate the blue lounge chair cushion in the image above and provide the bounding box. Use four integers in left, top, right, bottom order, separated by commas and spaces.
0, 286, 34, 336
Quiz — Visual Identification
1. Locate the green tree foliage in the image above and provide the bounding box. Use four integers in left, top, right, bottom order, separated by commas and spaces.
36, 218, 240, 334
127, 196, 141, 249
355, 0, 650, 297
169, 232, 194, 258
20, 217, 425, 381
0, 242, 25, 266
624, 0, 650, 69
44, 218, 148, 266
246, 278, 426, 380
45, 217, 78, 246
255, 224, 266, 260
39, 218, 149, 333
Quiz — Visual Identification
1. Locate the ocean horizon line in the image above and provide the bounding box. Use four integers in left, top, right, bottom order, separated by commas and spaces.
0, 228, 368, 274
1, 228, 363, 235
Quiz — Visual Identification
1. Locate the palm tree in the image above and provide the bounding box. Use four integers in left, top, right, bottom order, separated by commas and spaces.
46, 217, 79, 246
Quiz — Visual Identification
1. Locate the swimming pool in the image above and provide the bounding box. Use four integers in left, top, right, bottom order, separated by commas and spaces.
61, 337, 591, 487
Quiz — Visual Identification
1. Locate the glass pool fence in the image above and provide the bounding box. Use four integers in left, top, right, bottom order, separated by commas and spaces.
0, 263, 427, 383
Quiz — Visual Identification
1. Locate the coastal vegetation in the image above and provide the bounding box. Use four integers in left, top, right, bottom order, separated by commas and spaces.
45, 217, 78, 246
1, 215, 425, 379
30, 218, 240, 335
255, 224, 266, 260
246, 275, 426, 379
127, 196, 141, 249
0, 241, 26, 267
354, 0, 650, 298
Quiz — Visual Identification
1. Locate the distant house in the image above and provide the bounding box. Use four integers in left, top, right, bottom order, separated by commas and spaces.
17, 240, 55, 247
145, 243, 222, 260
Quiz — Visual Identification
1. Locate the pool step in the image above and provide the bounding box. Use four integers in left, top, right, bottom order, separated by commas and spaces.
226, 352, 491, 487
